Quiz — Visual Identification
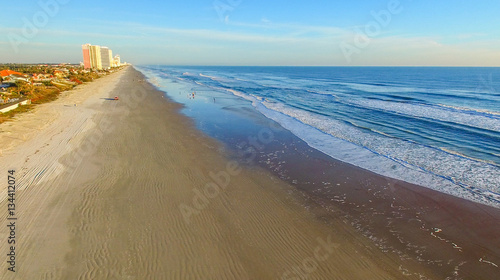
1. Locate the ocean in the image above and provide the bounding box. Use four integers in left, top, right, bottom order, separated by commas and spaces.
137, 66, 500, 208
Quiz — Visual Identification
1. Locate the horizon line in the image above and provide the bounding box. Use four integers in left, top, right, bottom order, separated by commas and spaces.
2, 63, 500, 68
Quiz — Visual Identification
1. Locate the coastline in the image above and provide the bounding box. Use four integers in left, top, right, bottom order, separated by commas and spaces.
0, 66, 422, 279
138, 65, 500, 279
254, 133, 500, 278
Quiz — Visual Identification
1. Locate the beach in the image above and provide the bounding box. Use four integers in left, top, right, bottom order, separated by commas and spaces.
0, 66, 498, 279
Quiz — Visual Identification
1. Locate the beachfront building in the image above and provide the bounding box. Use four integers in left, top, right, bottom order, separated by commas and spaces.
81, 44, 91, 69
89, 45, 103, 70
82, 44, 123, 70
108, 50, 113, 67
100, 47, 113, 69
113, 55, 121, 67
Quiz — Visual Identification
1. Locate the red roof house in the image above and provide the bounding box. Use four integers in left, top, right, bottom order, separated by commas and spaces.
0, 70, 24, 77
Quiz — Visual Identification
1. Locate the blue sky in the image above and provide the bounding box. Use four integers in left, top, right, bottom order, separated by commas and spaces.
1, 0, 499, 66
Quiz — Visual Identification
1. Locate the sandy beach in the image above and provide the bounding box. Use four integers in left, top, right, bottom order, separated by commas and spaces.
1, 66, 498, 279
0, 66, 420, 279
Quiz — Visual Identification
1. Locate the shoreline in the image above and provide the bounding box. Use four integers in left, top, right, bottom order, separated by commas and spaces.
140, 65, 500, 209
1, 65, 497, 278
139, 66, 500, 279
259, 135, 500, 278
0, 66, 421, 279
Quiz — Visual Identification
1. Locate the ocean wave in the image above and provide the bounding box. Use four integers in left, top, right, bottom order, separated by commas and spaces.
257, 101, 500, 207
137, 66, 500, 208
339, 82, 418, 93
199, 73, 219, 80
345, 99, 500, 132
435, 103, 500, 116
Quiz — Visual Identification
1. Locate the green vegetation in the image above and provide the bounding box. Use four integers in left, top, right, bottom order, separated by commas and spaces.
0, 103, 34, 124
0, 64, 125, 124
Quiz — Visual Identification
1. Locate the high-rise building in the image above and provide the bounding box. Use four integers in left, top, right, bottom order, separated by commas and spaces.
82, 44, 121, 69
89, 45, 102, 70
81, 44, 91, 69
113, 55, 121, 67
108, 49, 113, 67
100, 46, 113, 69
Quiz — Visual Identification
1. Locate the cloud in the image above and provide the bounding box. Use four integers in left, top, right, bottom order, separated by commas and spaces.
0, 19, 499, 66
339, 35, 500, 66
261, 18, 271, 24
226, 20, 349, 38
454, 33, 487, 40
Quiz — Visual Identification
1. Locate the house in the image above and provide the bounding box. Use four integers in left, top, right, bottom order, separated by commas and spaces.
32, 73, 53, 82
0, 98, 31, 113
0, 70, 23, 77
53, 70, 66, 79
1, 70, 30, 83
2, 75, 30, 84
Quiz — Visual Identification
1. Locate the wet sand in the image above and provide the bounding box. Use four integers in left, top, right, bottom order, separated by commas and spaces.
164, 68, 500, 279
0, 67, 427, 279
252, 135, 500, 279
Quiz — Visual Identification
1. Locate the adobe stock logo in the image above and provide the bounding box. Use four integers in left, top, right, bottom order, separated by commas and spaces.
213, 0, 242, 23
476, 73, 497, 95
340, 0, 406, 63
8, 0, 70, 53
281, 235, 340, 280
